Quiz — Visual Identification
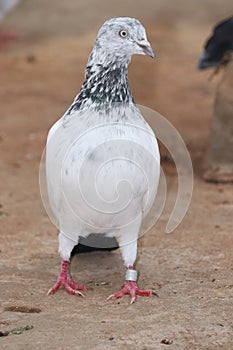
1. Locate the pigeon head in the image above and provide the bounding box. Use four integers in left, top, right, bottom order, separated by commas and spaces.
68, 18, 155, 113
88, 17, 155, 67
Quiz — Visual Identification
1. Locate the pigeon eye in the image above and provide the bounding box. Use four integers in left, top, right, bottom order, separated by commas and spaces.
119, 30, 128, 38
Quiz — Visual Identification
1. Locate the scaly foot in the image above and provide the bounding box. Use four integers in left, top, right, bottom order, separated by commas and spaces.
48, 260, 87, 296
107, 280, 159, 304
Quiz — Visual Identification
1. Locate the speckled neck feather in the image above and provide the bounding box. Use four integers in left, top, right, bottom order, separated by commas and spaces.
67, 61, 134, 114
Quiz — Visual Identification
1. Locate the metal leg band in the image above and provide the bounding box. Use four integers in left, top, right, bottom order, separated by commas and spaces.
125, 269, 138, 282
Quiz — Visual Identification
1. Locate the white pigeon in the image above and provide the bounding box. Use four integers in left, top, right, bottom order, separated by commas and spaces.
45, 17, 160, 303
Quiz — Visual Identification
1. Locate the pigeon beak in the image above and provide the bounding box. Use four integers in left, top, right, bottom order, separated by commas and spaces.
197, 52, 208, 70
197, 52, 214, 70
136, 40, 156, 59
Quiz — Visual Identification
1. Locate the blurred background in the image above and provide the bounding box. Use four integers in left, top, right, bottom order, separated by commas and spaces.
0, 1, 233, 349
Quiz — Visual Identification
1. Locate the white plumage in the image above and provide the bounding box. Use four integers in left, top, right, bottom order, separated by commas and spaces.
45, 17, 160, 302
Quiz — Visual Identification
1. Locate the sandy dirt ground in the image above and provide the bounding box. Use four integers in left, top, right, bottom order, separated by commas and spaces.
0, 0, 233, 349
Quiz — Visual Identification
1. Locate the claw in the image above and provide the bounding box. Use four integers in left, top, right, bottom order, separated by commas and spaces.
75, 290, 85, 297
130, 296, 136, 304
48, 260, 87, 296
152, 290, 159, 298
47, 288, 54, 296
107, 280, 158, 303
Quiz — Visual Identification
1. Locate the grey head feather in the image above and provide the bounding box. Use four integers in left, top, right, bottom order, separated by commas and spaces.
67, 17, 155, 114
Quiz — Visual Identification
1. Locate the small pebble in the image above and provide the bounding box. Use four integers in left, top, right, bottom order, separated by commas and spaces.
26, 54, 36, 63
0, 331, 9, 337
95, 281, 109, 286
160, 338, 173, 345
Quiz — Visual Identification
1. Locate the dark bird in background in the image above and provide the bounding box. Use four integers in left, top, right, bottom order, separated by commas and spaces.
198, 16, 233, 72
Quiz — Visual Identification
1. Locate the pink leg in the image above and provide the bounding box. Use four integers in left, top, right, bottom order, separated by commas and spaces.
48, 260, 87, 296
107, 266, 159, 304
